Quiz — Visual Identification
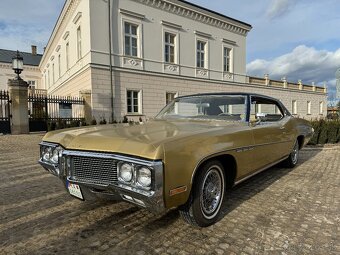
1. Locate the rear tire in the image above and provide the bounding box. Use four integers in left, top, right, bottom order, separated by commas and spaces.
179, 160, 226, 227
283, 140, 299, 168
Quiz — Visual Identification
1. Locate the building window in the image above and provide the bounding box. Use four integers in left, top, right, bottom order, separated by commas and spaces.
124, 22, 138, 57
52, 63, 55, 84
165, 32, 175, 63
28, 80, 36, 90
48, 70, 50, 88
292, 100, 297, 114
127, 90, 140, 114
307, 101, 311, 115
77, 26, 82, 60
223, 47, 231, 72
66, 42, 70, 70
166, 92, 177, 105
58, 54, 61, 78
196, 40, 206, 68
319, 102, 323, 115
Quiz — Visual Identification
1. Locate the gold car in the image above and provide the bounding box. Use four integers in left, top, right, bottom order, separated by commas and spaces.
39, 93, 313, 227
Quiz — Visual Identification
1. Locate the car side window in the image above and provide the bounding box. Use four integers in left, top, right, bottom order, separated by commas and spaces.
250, 97, 284, 123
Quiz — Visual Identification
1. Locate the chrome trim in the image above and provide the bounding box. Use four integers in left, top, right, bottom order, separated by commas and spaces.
190, 140, 292, 185
234, 156, 288, 185
62, 149, 165, 213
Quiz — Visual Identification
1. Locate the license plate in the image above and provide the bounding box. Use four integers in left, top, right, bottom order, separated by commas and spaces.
67, 182, 83, 200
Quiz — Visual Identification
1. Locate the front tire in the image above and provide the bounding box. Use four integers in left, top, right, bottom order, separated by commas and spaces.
179, 160, 226, 227
283, 140, 299, 168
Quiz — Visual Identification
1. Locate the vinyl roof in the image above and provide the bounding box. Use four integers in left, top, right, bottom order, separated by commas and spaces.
0, 49, 42, 66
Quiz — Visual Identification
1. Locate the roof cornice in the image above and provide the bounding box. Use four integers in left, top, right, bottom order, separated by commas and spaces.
40, 0, 80, 69
132, 0, 252, 36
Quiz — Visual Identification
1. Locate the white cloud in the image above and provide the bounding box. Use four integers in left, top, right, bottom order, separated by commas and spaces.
246, 45, 340, 94
0, 0, 64, 54
266, 0, 296, 19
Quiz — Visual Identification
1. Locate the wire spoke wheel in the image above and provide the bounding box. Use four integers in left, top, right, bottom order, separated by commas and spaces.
200, 166, 224, 219
291, 141, 299, 165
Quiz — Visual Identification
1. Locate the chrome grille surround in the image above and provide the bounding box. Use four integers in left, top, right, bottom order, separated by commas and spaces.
71, 155, 118, 186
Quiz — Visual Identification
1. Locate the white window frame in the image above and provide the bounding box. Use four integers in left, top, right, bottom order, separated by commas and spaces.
196, 39, 207, 69
52, 63, 55, 84
163, 31, 177, 64
307, 101, 311, 115
126, 89, 142, 114
66, 42, 70, 70
319, 101, 324, 115
292, 100, 297, 115
123, 21, 140, 57
77, 26, 82, 60
166, 92, 178, 105
223, 46, 233, 73
58, 54, 61, 78
48, 69, 50, 88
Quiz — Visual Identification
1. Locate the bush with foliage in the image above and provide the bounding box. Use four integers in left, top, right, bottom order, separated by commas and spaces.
308, 119, 340, 145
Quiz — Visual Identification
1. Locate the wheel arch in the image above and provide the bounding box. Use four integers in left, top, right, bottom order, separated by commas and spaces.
191, 154, 237, 190
297, 135, 305, 149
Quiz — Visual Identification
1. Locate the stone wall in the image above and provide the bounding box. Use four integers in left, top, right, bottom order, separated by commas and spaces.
90, 67, 327, 121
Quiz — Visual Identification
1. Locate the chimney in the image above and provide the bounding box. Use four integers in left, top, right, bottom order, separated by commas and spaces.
31, 45, 37, 55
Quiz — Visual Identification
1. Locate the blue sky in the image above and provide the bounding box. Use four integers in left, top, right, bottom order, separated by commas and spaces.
0, 0, 339, 100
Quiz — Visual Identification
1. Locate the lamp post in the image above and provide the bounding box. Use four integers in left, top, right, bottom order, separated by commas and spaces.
12, 50, 24, 80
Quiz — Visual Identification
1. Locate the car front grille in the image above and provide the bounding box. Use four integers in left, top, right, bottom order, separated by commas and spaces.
70, 156, 118, 186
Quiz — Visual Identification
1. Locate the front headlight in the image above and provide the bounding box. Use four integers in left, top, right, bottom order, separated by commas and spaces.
137, 167, 152, 187
50, 147, 63, 164
42, 147, 52, 162
119, 163, 133, 182
41, 145, 63, 164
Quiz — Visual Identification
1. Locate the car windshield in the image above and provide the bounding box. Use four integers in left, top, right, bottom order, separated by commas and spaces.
156, 95, 247, 121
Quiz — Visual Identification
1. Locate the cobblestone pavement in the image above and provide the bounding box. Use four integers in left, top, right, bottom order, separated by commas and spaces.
0, 134, 339, 255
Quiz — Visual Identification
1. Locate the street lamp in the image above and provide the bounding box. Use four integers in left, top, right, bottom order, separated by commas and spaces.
12, 50, 24, 80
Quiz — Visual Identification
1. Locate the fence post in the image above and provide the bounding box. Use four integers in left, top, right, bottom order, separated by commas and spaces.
80, 90, 92, 124
8, 78, 29, 134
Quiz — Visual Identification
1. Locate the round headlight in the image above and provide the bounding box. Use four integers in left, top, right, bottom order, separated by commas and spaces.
119, 163, 133, 182
137, 167, 152, 187
50, 149, 59, 164
43, 147, 52, 162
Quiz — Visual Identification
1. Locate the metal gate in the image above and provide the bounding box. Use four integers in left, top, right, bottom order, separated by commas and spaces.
28, 94, 85, 132
0, 90, 11, 134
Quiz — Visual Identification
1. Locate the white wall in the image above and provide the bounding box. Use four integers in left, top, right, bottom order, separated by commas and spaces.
0, 63, 41, 91
40, 0, 91, 95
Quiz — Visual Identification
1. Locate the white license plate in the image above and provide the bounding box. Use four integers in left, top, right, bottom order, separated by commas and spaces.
67, 182, 83, 200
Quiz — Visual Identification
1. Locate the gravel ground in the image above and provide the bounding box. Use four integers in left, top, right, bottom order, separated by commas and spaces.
0, 134, 339, 255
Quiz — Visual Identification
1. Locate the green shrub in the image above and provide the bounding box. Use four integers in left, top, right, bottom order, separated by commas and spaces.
309, 120, 322, 145
327, 120, 339, 144
122, 116, 129, 123
99, 118, 107, 125
48, 121, 57, 131
308, 119, 340, 145
91, 119, 97, 125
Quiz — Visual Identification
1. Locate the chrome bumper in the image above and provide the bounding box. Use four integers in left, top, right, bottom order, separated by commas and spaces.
38, 148, 165, 214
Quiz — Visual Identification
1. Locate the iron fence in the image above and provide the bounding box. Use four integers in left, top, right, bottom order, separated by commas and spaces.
0, 90, 11, 134
28, 94, 85, 132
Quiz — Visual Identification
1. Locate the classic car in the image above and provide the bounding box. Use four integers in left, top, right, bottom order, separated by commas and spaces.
39, 93, 313, 227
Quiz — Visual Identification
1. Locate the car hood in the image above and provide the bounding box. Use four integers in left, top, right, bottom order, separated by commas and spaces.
42, 119, 245, 160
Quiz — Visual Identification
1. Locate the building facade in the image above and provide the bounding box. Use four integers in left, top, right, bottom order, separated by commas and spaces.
0, 46, 42, 92
39, 0, 327, 121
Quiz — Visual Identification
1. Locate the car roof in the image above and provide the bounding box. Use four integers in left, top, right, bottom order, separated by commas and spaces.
176, 92, 279, 101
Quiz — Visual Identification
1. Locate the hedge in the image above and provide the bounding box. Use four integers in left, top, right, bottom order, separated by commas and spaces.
308, 119, 340, 145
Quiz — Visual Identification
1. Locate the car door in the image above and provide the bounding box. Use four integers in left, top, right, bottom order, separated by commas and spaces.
250, 96, 292, 170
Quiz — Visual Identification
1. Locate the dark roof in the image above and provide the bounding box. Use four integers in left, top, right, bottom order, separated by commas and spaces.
178, 0, 252, 28
0, 49, 42, 66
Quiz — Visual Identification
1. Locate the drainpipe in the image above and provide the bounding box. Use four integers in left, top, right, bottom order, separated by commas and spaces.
108, 0, 114, 122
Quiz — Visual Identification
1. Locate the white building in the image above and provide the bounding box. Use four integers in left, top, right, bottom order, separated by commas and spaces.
39, 0, 327, 121
0, 46, 42, 92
